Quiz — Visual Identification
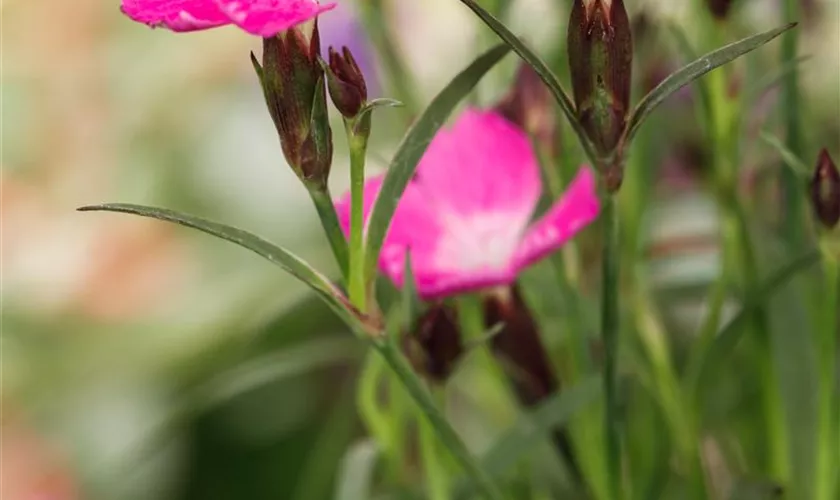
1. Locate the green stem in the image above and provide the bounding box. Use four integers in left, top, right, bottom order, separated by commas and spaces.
780, 0, 807, 249
375, 339, 506, 500
346, 118, 370, 311
307, 186, 350, 281
600, 193, 622, 500
419, 388, 452, 500
815, 243, 839, 500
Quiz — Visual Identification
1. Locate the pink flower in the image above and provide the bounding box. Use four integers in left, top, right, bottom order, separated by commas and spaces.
120, 0, 335, 37
335, 108, 601, 300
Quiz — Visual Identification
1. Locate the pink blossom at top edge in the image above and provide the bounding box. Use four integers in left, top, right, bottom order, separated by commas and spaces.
120, 0, 230, 31
216, 0, 337, 37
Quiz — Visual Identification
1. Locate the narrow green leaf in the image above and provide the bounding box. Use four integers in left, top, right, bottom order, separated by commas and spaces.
458, 0, 598, 164
401, 252, 420, 336
364, 44, 510, 281
335, 440, 380, 500
693, 249, 821, 389
760, 131, 810, 177
482, 375, 601, 474
189, 337, 363, 413
623, 23, 796, 146
78, 203, 371, 334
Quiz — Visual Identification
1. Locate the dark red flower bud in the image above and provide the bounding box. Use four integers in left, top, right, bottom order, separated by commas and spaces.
402, 304, 464, 384
495, 63, 557, 153
810, 149, 840, 229
706, 0, 736, 20
251, 21, 333, 189
567, 0, 633, 156
326, 46, 368, 119
483, 285, 581, 481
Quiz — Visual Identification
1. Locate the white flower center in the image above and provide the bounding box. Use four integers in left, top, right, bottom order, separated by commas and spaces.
433, 210, 528, 274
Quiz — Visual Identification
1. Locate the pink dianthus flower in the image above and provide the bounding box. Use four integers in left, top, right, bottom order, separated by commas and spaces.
120, 0, 334, 37
335, 108, 601, 300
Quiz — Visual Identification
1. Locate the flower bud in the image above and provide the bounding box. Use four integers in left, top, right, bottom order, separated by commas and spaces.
706, 0, 736, 20
810, 149, 840, 229
251, 21, 333, 189
483, 285, 582, 481
325, 46, 368, 119
495, 63, 557, 153
402, 304, 464, 384
567, 0, 633, 155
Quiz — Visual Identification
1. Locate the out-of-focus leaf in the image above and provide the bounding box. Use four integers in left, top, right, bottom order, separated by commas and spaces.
623, 23, 796, 146
364, 44, 510, 282
760, 131, 810, 177
483, 376, 600, 475
693, 249, 821, 389
458, 0, 597, 164
78, 203, 372, 335
187, 337, 363, 412
335, 440, 380, 500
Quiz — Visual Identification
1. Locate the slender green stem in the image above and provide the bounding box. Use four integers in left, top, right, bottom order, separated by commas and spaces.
307, 186, 349, 281
375, 339, 506, 500
346, 118, 370, 311
600, 193, 622, 500
780, 0, 807, 249
815, 243, 839, 500
419, 388, 452, 500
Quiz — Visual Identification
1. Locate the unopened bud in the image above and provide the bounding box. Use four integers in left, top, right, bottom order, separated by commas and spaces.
567, 0, 633, 155
483, 286, 557, 406
483, 285, 582, 481
810, 149, 840, 229
495, 63, 557, 152
326, 46, 368, 118
252, 21, 333, 189
706, 0, 736, 20
402, 304, 464, 384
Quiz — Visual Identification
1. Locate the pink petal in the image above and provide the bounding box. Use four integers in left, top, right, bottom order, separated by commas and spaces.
216, 0, 336, 37
513, 167, 600, 270
120, 0, 231, 31
414, 108, 541, 220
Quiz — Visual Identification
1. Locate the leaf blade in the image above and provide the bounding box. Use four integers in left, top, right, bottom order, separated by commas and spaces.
458, 0, 598, 164
78, 203, 369, 333
363, 44, 510, 280
693, 249, 821, 390
623, 23, 796, 146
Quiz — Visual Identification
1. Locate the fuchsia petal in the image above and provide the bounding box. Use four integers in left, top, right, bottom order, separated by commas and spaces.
513, 167, 600, 270
216, 0, 336, 37
414, 109, 541, 219
334, 110, 598, 300
121, 0, 230, 31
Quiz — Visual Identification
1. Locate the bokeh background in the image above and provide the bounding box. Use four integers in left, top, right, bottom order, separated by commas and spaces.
2, 0, 839, 499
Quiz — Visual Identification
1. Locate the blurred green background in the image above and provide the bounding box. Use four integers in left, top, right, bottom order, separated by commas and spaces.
2, 0, 838, 499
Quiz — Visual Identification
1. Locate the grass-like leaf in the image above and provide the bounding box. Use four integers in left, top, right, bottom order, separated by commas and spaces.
623, 23, 796, 147
484, 375, 600, 474
78, 203, 372, 335
458, 0, 598, 164
335, 440, 380, 500
692, 249, 821, 390
363, 44, 510, 281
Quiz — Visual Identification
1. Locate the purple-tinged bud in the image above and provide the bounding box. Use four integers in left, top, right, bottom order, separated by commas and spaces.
251, 21, 333, 189
706, 0, 736, 20
402, 304, 464, 384
567, 0, 633, 156
495, 63, 557, 153
483, 285, 582, 481
483, 286, 557, 405
325, 46, 368, 119
810, 149, 840, 229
